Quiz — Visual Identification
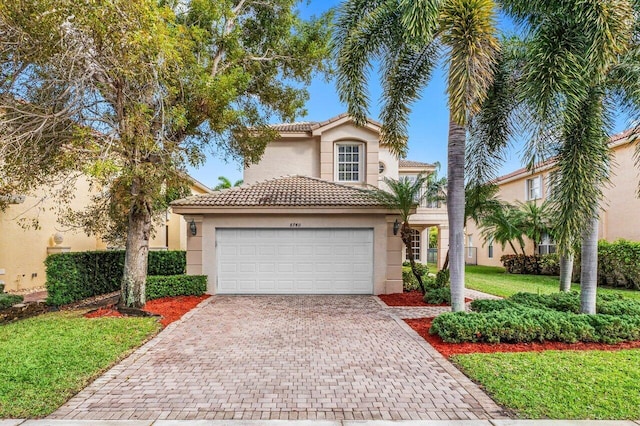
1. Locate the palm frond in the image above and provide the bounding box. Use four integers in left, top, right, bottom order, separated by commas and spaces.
439, 0, 500, 126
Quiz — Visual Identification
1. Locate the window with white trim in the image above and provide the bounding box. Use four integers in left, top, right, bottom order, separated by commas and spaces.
538, 233, 556, 255
467, 235, 474, 258
336, 143, 364, 182
526, 176, 542, 200
488, 236, 494, 258
405, 229, 421, 261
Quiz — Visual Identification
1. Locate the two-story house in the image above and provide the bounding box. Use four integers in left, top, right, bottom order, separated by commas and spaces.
465, 128, 640, 267
172, 113, 449, 295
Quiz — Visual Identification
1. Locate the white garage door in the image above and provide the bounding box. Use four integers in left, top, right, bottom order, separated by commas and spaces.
216, 228, 373, 294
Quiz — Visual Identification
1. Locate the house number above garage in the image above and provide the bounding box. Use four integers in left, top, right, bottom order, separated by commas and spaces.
289, 223, 302, 228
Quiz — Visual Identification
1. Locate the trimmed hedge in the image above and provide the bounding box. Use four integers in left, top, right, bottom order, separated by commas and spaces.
433, 291, 640, 344
597, 240, 640, 289
470, 291, 640, 316
45, 250, 187, 306
146, 275, 207, 300
500, 254, 560, 275
0, 294, 24, 310
431, 308, 640, 344
423, 287, 451, 304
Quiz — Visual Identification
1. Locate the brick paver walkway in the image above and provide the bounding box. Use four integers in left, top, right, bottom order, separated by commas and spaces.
51, 296, 506, 421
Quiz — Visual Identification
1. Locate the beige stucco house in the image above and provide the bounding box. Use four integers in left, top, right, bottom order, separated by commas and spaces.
172, 113, 449, 295
466, 129, 640, 267
0, 177, 211, 292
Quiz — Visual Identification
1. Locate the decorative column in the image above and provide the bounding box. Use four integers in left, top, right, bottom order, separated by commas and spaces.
437, 225, 449, 270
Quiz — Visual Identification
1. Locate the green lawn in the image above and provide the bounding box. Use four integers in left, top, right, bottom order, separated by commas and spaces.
466, 265, 640, 301
0, 311, 160, 418
453, 350, 640, 419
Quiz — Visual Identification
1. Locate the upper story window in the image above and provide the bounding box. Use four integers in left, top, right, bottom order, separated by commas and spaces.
336, 142, 364, 182
526, 176, 542, 200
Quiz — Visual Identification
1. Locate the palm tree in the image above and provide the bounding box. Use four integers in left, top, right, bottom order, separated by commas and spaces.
470, 1, 640, 313
516, 200, 551, 255
370, 175, 430, 294
214, 176, 243, 191
479, 203, 526, 256
335, 0, 500, 312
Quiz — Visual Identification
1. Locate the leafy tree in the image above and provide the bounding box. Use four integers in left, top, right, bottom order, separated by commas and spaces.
335, 0, 500, 312
479, 203, 526, 256
0, 0, 332, 307
213, 176, 243, 191
516, 200, 551, 255
370, 175, 429, 294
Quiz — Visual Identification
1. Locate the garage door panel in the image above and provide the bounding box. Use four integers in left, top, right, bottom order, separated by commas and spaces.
216, 228, 373, 294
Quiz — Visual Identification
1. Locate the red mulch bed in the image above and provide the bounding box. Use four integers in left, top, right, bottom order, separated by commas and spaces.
379, 291, 471, 307
84, 295, 210, 327
406, 317, 640, 358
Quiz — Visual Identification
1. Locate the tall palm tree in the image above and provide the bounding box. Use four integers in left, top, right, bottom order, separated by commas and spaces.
370, 175, 430, 294
470, 1, 640, 313
335, 0, 500, 312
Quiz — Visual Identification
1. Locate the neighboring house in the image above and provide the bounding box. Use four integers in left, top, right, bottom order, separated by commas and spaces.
0, 177, 211, 292
172, 113, 449, 295
466, 129, 640, 267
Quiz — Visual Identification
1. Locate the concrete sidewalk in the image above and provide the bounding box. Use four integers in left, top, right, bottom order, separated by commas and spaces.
3, 419, 640, 425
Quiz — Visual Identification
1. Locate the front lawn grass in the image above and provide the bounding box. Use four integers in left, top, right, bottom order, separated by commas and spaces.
0, 310, 160, 418
453, 349, 640, 419
466, 265, 640, 301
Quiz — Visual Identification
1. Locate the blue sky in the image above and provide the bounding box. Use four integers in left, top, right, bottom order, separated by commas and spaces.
187, 1, 630, 189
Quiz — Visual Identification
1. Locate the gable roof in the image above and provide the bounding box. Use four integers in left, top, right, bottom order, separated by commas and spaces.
170, 175, 386, 208
270, 113, 383, 135
494, 128, 640, 184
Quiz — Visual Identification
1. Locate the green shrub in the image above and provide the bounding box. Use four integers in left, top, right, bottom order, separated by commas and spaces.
510, 292, 581, 313
423, 287, 451, 304
471, 291, 640, 317
539, 253, 560, 275
402, 263, 430, 292
147, 251, 186, 275
470, 298, 520, 312
146, 275, 207, 300
435, 269, 450, 287
0, 294, 23, 310
597, 240, 640, 289
46, 250, 187, 305
431, 307, 640, 344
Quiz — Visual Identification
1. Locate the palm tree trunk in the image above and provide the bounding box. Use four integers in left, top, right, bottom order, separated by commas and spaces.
401, 223, 426, 294
580, 216, 599, 314
120, 189, 152, 309
559, 253, 574, 292
447, 119, 466, 312
442, 249, 449, 270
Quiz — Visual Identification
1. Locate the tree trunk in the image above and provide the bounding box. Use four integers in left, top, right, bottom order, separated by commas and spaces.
120, 197, 152, 309
442, 249, 449, 271
401, 223, 426, 294
580, 216, 599, 314
447, 119, 466, 312
559, 253, 574, 292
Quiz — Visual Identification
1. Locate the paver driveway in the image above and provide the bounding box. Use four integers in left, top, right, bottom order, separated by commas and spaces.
51, 296, 506, 421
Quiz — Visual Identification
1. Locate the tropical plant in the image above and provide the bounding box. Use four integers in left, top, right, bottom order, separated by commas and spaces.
0, 0, 332, 307
335, 0, 500, 311
213, 176, 243, 191
469, 1, 640, 313
370, 175, 429, 294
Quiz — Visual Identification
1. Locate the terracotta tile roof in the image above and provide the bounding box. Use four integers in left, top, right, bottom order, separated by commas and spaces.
170, 175, 386, 208
270, 113, 383, 133
270, 122, 316, 132
496, 129, 640, 183
399, 159, 434, 168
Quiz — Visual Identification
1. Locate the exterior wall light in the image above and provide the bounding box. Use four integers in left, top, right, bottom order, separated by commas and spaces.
189, 219, 197, 236
393, 219, 400, 235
